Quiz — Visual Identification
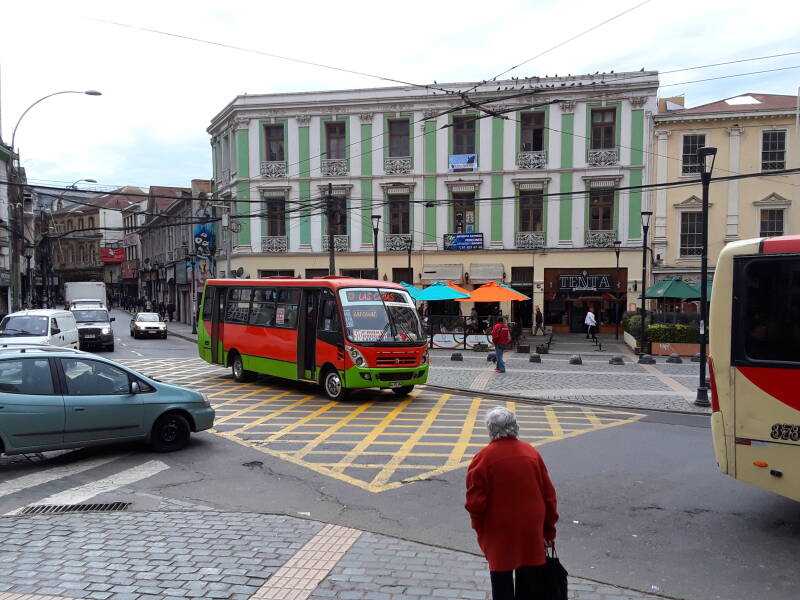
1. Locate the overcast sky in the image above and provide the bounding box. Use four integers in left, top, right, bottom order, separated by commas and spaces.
1, 0, 797, 191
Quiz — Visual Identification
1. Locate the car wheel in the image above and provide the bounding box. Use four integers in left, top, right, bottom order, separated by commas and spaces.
161, 333, 167, 339
321, 368, 349, 401
231, 353, 255, 382
105, 343, 114, 352
130, 330, 134, 337
149, 413, 191, 452
392, 385, 415, 396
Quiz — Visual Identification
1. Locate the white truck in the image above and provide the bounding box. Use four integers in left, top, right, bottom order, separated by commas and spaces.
64, 281, 107, 309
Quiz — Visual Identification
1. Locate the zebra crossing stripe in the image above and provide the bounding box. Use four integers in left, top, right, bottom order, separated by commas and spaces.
0, 454, 126, 500
5, 460, 169, 515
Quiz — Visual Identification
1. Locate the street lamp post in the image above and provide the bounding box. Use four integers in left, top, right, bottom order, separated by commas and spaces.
189, 254, 198, 335
406, 235, 413, 282
695, 146, 717, 407
23, 245, 34, 307
639, 211, 653, 355
613, 240, 622, 340
371, 214, 381, 279
9, 89, 101, 312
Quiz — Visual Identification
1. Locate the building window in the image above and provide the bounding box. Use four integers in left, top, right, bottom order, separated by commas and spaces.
392, 267, 413, 283
760, 209, 784, 237
388, 119, 410, 157
520, 112, 544, 151
388, 195, 410, 234
326, 121, 346, 160
264, 124, 285, 162
681, 134, 706, 175
340, 268, 377, 279
519, 192, 543, 231
590, 108, 615, 149
453, 115, 476, 154
326, 196, 348, 235
258, 269, 295, 277
305, 268, 329, 278
680, 212, 702, 257
88, 217, 94, 229
588, 189, 614, 230
67, 220, 74, 231
762, 130, 786, 171
452, 192, 476, 233
264, 197, 286, 236
78, 218, 84, 230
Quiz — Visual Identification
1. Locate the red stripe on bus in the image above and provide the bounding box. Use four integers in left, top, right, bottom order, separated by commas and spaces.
737, 366, 800, 412
762, 235, 800, 254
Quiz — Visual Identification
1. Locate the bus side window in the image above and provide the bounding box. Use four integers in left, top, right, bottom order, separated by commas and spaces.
225, 288, 252, 324
202, 287, 215, 321
250, 288, 276, 327
320, 298, 339, 332
275, 289, 300, 329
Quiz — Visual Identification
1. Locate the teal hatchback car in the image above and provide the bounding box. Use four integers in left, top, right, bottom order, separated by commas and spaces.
0, 345, 215, 455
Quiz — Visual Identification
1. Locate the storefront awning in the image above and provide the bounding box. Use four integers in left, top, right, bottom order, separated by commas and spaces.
421, 264, 463, 283
468, 263, 504, 284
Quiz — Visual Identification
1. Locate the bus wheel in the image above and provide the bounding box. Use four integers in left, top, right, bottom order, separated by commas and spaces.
392, 385, 414, 396
322, 368, 349, 401
231, 353, 255, 382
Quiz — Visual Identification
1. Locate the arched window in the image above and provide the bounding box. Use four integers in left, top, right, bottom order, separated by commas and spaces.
70, 248, 75, 263
78, 218, 84, 230
79, 246, 85, 264
67, 220, 73, 231
88, 217, 95, 229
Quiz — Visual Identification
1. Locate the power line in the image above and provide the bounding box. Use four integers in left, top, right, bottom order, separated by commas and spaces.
660, 63, 800, 88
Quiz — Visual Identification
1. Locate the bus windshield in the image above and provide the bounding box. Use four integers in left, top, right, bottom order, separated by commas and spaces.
339, 287, 424, 344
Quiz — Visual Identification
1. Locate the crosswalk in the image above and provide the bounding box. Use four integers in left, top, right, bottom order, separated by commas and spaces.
0, 452, 171, 516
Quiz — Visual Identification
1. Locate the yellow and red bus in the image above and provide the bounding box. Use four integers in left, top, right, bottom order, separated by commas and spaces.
197, 277, 429, 400
709, 235, 800, 501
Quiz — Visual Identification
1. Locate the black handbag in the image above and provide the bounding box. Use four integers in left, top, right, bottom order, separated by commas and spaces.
543, 545, 568, 600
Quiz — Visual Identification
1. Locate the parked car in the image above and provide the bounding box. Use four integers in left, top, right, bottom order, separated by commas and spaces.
130, 312, 167, 339
71, 307, 115, 351
0, 345, 215, 455
0, 309, 79, 349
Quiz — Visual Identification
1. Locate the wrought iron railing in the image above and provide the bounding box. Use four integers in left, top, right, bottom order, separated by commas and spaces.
261, 236, 288, 253
385, 233, 412, 251
383, 156, 413, 174
516, 151, 547, 170
584, 230, 617, 248
515, 231, 546, 249
321, 159, 349, 176
322, 235, 350, 252
586, 148, 619, 167
260, 161, 287, 178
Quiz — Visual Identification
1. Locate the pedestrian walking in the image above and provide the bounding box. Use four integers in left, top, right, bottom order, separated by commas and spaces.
584, 307, 597, 341
491, 316, 511, 373
533, 306, 545, 336
167, 302, 175, 322
465, 406, 559, 600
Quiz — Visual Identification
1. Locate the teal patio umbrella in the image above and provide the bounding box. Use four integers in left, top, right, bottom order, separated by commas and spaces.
688, 279, 713, 300
414, 281, 470, 301
644, 277, 700, 300
399, 281, 422, 300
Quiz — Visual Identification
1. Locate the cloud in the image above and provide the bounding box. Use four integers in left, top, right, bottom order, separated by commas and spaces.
2, 0, 798, 189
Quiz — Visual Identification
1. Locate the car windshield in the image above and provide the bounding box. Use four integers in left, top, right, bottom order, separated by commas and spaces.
137, 314, 161, 322
338, 287, 424, 344
0, 315, 49, 336
72, 310, 109, 323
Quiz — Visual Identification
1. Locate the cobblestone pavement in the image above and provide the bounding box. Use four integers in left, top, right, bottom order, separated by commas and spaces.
0, 511, 668, 600
427, 334, 709, 414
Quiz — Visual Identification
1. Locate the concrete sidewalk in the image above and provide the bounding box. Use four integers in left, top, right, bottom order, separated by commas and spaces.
0, 510, 667, 600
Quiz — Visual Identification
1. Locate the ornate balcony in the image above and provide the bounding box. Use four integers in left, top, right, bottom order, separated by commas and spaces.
261, 236, 288, 253
322, 235, 350, 253
384, 156, 413, 174
219, 169, 230, 182
321, 159, 349, 177
584, 230, 617, 248
385, 234, 412, 252
515, 231, 546, 249
260, 161, 287, 178
516, 151, 547, 170
586, 148, 619, 167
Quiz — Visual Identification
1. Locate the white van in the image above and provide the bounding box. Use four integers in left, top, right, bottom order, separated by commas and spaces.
0, 310, 79, 349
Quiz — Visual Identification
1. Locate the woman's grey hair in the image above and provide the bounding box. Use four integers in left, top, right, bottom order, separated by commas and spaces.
485, 406, 519, 440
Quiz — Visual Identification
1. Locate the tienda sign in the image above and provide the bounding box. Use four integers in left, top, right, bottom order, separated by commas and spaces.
101, 247, 125, 263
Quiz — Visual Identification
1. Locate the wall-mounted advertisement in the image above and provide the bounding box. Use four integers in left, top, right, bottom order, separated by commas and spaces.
448, 153, 478, 173
443, 232, 484, 251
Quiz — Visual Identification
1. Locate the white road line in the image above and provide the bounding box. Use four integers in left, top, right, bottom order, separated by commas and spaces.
5, 459, 169, 514
0, 454, 126, 500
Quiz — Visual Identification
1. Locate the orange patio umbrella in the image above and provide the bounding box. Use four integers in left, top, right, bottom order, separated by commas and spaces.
456, 281, 530, 302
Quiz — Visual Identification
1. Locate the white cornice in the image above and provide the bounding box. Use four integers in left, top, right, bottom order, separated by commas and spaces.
654, 109, 796, 124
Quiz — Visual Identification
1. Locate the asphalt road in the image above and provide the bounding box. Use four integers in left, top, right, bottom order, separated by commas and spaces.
99, 309, 198, 359
4, 315, 798, 600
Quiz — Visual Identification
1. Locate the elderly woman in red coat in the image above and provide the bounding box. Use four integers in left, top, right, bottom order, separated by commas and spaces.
465, 406, 559, 600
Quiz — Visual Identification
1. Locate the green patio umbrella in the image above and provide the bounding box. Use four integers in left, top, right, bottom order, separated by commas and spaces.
688, 279, 713, 300
644, 277, 700, 300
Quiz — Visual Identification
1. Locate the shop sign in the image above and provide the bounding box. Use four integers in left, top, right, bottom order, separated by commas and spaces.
448, 153, 478, 173
101, 247, 125, 263
121, 260, 138, 279
123, 233, 140, 247
0, 270, 10, 284
443, 232, 484, 251
558, 270, 613, 292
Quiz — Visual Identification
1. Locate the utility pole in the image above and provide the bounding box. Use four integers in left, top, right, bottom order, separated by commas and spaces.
326, 183, 335, 276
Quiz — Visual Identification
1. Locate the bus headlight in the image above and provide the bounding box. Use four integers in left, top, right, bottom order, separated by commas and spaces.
345, 345, 368, 367
421, 350, 429, 365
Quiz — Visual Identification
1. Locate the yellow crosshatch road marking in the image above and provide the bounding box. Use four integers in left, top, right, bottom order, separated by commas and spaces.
116, 359, 643, 493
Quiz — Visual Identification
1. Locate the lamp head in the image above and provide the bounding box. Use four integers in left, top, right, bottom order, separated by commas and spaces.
371, 214, 381, 231
24, 245, 34, 259
613, 239, 622, 257
640, 210, 653, 229
697, 146, 717, 175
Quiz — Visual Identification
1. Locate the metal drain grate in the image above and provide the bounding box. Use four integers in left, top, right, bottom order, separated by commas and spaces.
19, 502, 131, 515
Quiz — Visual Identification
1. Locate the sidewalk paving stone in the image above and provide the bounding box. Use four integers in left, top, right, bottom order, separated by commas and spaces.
0, 511, 670, 600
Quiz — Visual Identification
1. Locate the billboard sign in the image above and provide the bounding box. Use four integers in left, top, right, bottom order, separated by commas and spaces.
443, 232, 484, 251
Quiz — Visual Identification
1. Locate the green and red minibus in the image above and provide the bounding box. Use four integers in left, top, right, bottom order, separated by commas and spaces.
197, 276, 429, 400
